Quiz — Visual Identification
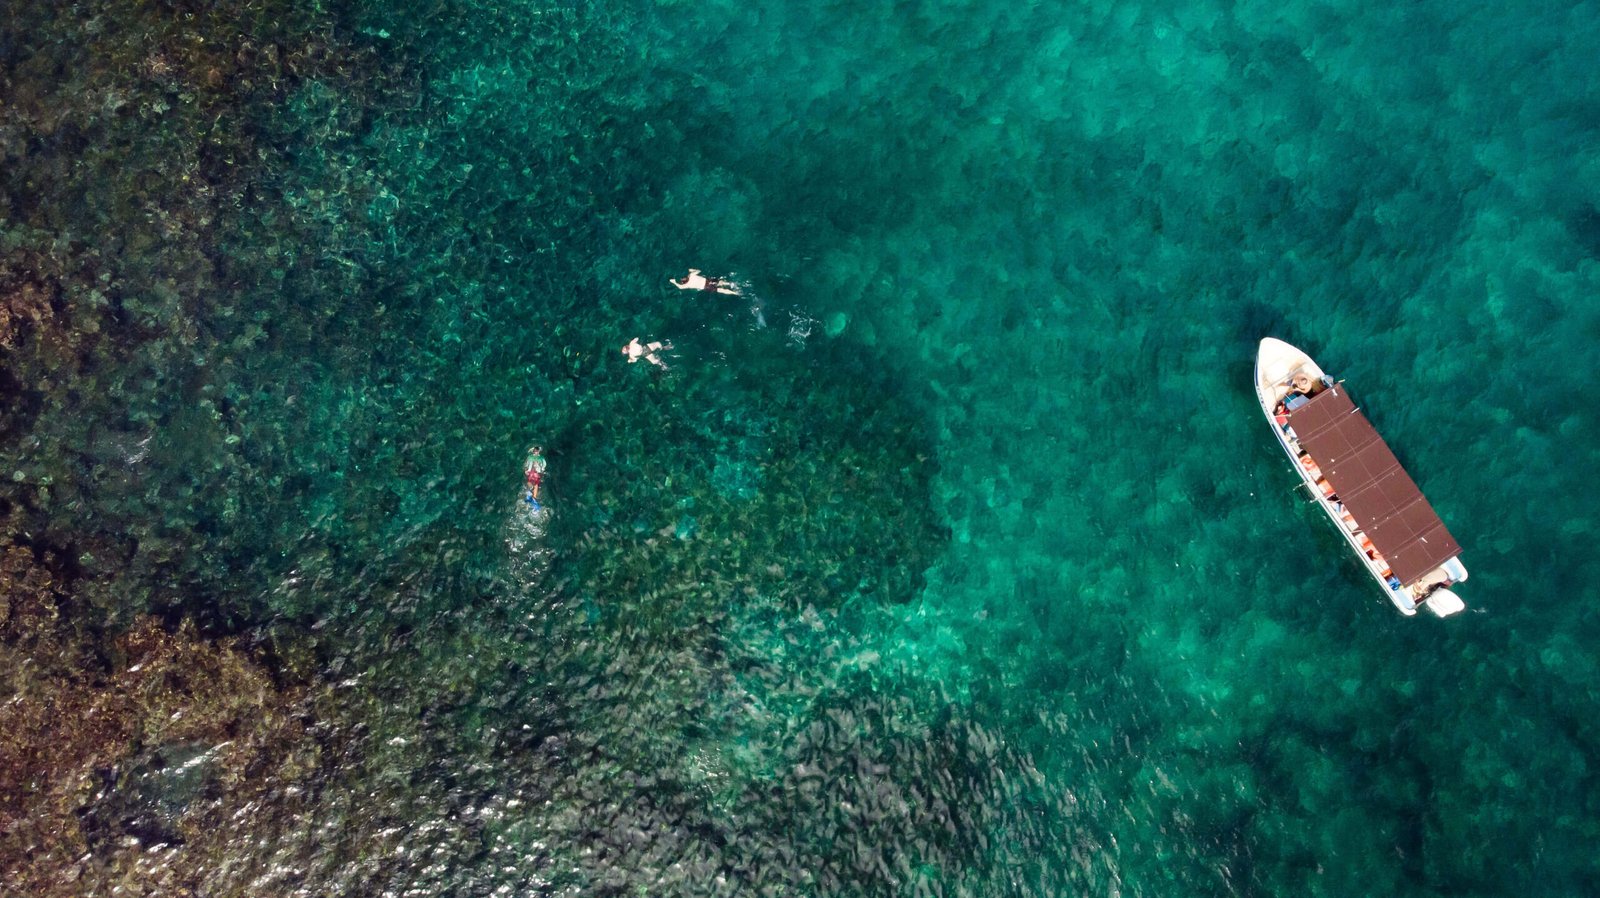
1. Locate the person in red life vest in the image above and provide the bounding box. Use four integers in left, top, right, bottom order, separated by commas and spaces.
524, 445, 547, 505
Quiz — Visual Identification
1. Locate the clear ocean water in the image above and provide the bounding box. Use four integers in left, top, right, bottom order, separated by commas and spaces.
2, 0, 1597, 895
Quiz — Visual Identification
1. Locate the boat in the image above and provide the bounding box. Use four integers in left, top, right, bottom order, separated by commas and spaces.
1254, 338, 1468, 617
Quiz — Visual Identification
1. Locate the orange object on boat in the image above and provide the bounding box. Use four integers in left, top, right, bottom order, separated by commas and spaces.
1299, 454, 1323, 480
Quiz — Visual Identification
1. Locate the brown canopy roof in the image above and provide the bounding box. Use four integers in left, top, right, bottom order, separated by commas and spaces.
1288, 387, 1461, 587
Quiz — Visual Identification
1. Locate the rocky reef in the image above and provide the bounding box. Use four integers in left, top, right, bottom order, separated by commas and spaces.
0, 538, 318, 895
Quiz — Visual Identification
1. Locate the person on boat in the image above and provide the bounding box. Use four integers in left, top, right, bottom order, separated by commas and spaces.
670, 268, 744, 296
1281, 371, 1328, 411
622, 337, 672, 369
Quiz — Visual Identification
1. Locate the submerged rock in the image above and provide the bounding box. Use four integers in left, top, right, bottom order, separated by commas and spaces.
0, 542, 317, 895
78, 742, 218, 852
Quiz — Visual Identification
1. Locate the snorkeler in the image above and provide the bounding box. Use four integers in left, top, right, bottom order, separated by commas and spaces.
670, 268, 744, 296
671, 268, 766, 327
622, 337, 672, 369
524, 445, 547, 507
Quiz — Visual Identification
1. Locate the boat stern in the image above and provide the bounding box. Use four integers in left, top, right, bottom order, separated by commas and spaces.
1422, 588, 1466, 618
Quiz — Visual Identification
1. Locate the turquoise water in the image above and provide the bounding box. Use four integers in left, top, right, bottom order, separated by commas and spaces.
2, 0, 1598, 894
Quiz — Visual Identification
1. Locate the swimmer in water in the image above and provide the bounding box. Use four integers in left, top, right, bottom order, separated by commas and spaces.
524, 445, 547, 500
670, 268, 744, 296
671, 268, 766, 327
622, 337, 672, 369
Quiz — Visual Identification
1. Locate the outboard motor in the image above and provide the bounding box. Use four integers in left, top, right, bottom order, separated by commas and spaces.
1424, 588, 1466, 618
